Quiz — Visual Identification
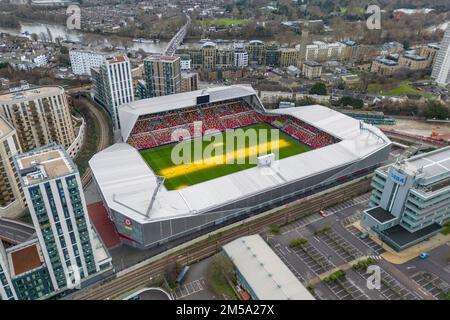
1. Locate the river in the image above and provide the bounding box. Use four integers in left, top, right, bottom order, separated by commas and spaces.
0, 22, 169, 53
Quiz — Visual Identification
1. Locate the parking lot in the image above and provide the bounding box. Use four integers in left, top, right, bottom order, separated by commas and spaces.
263, 191, 449, 300
172, 279, 206, 300
315, 229, 363, 263
411, 272, 449, 300
346, 225, 385, 256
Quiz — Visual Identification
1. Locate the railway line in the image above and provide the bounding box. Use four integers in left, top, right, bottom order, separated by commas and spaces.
72, 177, 372, 300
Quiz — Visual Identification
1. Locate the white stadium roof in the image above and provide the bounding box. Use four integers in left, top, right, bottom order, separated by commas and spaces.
90, 86, 391, 225
119, 85, 257, 141
222, 235, 315, 300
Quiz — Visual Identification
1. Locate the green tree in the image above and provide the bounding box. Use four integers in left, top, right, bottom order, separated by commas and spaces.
340, 96, 364, 109
424, 101, 449, 120
309, 82, 327, 95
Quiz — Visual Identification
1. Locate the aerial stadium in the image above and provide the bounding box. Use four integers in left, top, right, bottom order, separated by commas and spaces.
89, 85, 392, 249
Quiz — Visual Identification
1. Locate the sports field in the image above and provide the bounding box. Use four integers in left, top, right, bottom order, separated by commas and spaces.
140, 124, 310, 190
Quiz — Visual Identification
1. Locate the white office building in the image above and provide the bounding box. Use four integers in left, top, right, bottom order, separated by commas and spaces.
92, 54, 134, 130
431, 24, 450, 85
69, 49, 107, 76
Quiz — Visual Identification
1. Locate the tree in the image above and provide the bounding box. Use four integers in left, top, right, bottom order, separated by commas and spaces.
340, 96, 364, 109
424, 101, 449, 120
309, 82, 327, 95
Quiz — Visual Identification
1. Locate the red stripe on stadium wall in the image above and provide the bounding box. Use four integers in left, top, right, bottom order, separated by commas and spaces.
117, 232, 140, 244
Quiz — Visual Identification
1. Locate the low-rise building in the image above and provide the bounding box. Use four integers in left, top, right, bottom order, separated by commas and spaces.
399, 53, 428, 70
370, 57, 399, 75
362, 147, 450, 251
419, 43, 440, 68
302, 60, 322, 79
222, 235, 315, 300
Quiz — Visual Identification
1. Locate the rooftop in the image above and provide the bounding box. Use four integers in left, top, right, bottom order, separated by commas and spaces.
365, 206, 397, 223
375, 57, 398, 66
0, 115, 14, 140
145, 55, 179, 62
15, 144, 75, 186
403, 54, 426, 61
392, 146, 450, 181
381, 223, 442, 249
304, 60, 321, 67
0, 85, 64, 103
7, 241, 44, 277
222, 235, 315, 300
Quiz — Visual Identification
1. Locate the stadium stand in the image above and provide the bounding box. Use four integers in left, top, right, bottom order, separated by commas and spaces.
126, 99, 336, 151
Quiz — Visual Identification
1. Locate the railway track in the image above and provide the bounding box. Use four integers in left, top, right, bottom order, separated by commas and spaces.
73, 177, 371, 300
73, 96, 111, 187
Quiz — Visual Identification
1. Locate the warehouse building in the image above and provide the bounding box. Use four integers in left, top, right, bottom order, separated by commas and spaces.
222, 235, 315, 300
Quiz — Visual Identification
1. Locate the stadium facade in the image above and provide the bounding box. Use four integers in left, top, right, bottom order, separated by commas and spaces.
90, 85, 392, 249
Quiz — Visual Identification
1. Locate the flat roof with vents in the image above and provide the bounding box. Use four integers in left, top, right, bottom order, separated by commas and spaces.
222, 235, 315, 300
15, 144, 75, 186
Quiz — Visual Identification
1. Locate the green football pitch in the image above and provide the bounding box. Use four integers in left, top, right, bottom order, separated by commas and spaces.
140, 123, 311, 190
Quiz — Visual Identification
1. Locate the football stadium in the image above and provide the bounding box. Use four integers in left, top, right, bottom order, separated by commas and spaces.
90, 85, 392, 249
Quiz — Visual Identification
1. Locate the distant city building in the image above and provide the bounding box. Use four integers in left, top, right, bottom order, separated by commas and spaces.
432, 24, 450, 85
178, 54, 192, 71
246, 40, 265, 65
0, 144, 113, 300
137, 55, 181, 99
302, 60, 322, 79
370, 57, 399, 75
265, 43, 281, 67
398, 53, 428, 70
280, 48, 301, 68
0, 86, 76, 153
232, 44, 249, 68
286, 65, 301, 77
419, 43, 440, 68
362, 147, 450, 251
92, 54, 134, 130
0, 116, 24, 218
304, 41, 349, 62
181, 72, 198, 93
69, 49, 107, 76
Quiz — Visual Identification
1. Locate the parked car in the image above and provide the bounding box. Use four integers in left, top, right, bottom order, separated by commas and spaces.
419, 252, 430, 260
360, 232, 369, 239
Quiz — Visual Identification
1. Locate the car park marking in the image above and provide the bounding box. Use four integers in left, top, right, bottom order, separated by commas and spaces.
173, 279, 204, 300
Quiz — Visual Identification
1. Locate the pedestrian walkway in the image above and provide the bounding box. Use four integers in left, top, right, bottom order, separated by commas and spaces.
87, 202, 120, 249
352, 221, 450, 264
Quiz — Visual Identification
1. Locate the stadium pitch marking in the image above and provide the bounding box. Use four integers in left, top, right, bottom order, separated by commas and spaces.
161, 139, 290, 179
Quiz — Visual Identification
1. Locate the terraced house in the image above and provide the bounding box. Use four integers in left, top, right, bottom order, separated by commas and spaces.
362, 147, 450, 251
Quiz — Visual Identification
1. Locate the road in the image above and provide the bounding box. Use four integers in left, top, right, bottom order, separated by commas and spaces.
0, 217, 35, 245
